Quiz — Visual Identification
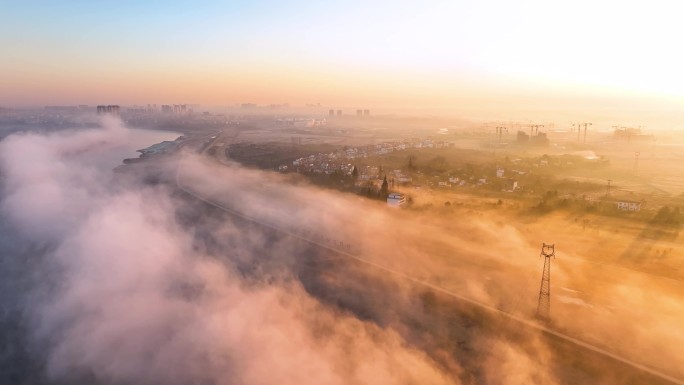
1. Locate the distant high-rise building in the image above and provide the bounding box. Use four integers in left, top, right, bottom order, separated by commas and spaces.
161, 105, 173, 113
356, 109, 362, 116
96, 105, 120, 116
329, 109, 335, 116
169, 104, 189, 115
364, 109, 370, 116
337, 110, 342, 116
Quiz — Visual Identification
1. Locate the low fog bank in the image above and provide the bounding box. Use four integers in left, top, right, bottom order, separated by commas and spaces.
0, 120, 462, 384
1, 118, 681, 385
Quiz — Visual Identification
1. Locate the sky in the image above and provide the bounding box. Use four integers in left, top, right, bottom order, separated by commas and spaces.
1, 0, 683, 112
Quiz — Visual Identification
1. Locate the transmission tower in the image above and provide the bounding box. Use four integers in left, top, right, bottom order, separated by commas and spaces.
536, 243, 555, 321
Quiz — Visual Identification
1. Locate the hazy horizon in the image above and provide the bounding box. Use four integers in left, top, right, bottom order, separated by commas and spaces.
2, 1, 683, 125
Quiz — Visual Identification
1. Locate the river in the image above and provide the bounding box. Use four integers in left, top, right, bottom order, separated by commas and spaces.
91, 127, 182, 171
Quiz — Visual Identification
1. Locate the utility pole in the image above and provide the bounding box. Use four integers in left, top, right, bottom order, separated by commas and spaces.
606, 179, 612, 196
634, 152, 640, 175
536, 243, 555, 322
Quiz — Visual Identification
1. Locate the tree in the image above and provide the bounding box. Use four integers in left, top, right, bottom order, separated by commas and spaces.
654, 206, 671, 223
654, 205, 681, 226
352, 165, 359, 179
426, 156, 448, 172
381, 175, 389, 197
408, 156, 415, 170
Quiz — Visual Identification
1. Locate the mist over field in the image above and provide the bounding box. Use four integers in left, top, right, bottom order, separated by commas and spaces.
180, 151, 684, 382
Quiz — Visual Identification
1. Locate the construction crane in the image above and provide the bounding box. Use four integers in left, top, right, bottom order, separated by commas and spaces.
577, 122, 592, 143
495, 126, 507, 143
530, 124, 544, 137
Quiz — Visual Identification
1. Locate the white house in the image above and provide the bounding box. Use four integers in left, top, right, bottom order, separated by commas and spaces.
387, 193, 407, 207
502, 178, 518, 192
617, 200, 641, 211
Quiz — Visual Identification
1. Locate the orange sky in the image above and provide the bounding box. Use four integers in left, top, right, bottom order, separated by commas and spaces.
1, 1, 683, 124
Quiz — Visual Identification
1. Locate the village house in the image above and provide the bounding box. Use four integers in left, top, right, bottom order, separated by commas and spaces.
387, 193, 407, 207
502, 178, 518, 192
616, 200, 642, 211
